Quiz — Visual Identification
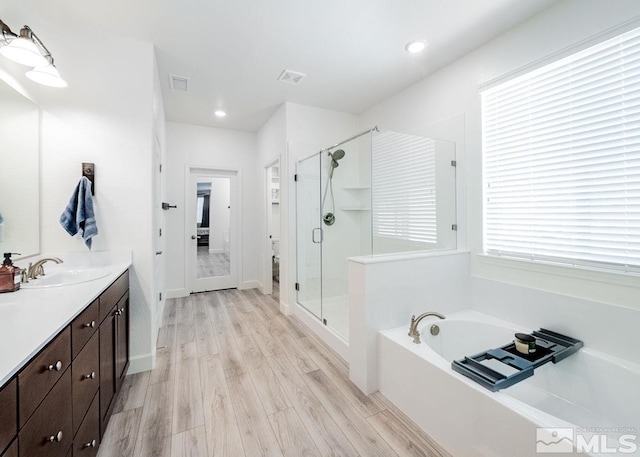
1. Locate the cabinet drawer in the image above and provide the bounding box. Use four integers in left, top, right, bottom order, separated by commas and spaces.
72, 298, 99, 359
73, 393, 99, 457
72, 332, 100, 434
0, 378, 16, 454
99, 271, 128, 323
19, 327, 71, 427
1, 439, 17, 457
19, 368, 72, 457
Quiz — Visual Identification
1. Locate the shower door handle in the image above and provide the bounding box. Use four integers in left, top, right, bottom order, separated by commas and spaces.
312, 228, 323, 244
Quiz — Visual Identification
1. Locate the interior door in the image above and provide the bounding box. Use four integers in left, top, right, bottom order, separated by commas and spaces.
296, 153, 322, 319
188, 168, 238, 292
152, 134, 165, 322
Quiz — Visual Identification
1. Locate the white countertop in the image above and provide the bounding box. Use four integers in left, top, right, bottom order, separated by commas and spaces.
0, 251, 132, 386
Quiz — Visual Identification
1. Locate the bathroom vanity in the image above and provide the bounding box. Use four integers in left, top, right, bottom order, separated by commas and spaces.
0, 254, 130, 457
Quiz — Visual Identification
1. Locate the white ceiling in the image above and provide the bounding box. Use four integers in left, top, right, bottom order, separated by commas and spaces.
24, 0, 560, 131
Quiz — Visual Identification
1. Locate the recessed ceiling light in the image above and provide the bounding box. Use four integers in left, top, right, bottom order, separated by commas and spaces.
405, 39, 428, 54
214, 110, 226, 118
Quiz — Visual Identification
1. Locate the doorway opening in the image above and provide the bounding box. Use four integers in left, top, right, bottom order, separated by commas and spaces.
265, 159, 280, 299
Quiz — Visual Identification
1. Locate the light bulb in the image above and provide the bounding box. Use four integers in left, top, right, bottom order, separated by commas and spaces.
26, 64, 67, 88
0, 37, 49, 67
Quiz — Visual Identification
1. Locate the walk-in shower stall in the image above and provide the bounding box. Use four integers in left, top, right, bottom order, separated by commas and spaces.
296, 127, 457, 341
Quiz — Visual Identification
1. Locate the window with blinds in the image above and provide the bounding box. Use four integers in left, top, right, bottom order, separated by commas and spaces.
482, 26, 640, 273
372, 131, 437, 244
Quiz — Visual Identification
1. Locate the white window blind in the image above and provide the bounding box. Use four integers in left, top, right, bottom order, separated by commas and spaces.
372, 131, 437, 243
482, 26, 640, 272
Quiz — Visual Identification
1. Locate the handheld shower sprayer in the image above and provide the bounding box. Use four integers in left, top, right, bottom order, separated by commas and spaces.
322, 149, 345, 225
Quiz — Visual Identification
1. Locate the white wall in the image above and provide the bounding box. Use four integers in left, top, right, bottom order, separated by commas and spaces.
165, 122, 259, 295
3, 15, 160, 373
257, 105, 286, 300
360, 0, 640, 310
348, 251, 471, 393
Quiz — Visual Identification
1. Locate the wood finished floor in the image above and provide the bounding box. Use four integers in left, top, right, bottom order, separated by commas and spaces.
97, 288, 450, 457
197, 247, 231, 278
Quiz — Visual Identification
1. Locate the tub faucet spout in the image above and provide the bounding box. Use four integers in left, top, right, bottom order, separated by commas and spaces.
408, 311, 445, 344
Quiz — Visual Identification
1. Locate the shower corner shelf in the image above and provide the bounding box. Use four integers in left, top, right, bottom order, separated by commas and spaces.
451, 328, 583, 392
340, 206, 371, 211
342, 185, 371, 190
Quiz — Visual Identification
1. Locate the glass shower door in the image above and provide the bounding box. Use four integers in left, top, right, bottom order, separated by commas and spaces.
296, 153, 323, 319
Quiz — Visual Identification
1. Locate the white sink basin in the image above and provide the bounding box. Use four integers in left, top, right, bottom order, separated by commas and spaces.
21, 268, 111, 288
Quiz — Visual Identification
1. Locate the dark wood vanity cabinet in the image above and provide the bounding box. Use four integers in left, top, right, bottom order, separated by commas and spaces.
0, 379, 16, 456
1, 440, 17, 457
99, 271, 129, 437
0, 269, 129, 457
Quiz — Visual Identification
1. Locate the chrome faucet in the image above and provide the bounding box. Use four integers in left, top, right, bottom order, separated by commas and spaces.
26, 257, 63, 280
408, 311, 445, 344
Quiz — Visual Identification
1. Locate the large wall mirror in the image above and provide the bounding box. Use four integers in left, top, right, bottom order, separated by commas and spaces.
0, 77, 40, 258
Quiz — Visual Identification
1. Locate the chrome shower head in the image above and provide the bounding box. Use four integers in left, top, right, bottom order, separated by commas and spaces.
329, 149, 345, 169
331, 149, 345, 161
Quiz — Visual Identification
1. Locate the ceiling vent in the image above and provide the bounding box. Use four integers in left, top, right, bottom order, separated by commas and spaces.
169, 74, 190, 92
277, 69, 307, 85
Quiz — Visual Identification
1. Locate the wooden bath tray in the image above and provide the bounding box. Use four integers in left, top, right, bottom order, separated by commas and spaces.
451, 328, 583, 391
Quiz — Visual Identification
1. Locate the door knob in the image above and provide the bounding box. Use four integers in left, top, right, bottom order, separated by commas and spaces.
156, 251, 163, 255
191, 235, 197, 239
48, 361, 63, 371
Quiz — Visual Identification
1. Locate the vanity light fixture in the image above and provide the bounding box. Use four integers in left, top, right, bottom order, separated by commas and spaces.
0, 19, 67, 88
214, 110, 227, 118
405, 39, 428, 54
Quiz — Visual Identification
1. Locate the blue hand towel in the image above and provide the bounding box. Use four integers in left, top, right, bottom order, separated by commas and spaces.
59, 177, 98, 249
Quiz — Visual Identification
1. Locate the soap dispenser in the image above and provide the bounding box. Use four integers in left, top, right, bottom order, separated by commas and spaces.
0, 252, 21, 293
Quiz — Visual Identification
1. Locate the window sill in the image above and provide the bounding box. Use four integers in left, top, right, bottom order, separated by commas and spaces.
477, 253, 640, 289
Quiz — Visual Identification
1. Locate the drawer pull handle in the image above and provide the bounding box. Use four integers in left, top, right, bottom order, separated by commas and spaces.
49, 431, 63, 442
83, 439, 97, 448
115, 308, 125, 316
84, 372, 96, 380
47, 361, 63, 371
84, 321, 96, 328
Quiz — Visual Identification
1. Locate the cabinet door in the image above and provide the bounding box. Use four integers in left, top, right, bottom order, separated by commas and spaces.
99, 307, 116, 436
19, 369, 72, 457
73, 393, 99, 457
18, 327, 71, 427
72, 298, 99, 359
0, 379, 16, 454
115, 292, 129, 391
72, 332, 100, 434
1, 439, 17, 457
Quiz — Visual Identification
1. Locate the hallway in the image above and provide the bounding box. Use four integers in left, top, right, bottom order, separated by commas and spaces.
97, 288, 448, 457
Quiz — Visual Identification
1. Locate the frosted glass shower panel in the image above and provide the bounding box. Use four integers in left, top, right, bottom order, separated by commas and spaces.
371, 131, 456, 255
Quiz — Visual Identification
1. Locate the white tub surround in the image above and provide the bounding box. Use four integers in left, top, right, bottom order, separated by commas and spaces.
0, 251, 131, 385
379, 310, 640, 457
347, 249, 470, 394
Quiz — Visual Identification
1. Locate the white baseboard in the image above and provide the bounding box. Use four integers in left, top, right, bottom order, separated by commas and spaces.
293, 304, 349, 361
166, 288, 188, 299
279, 301, 291, 315
240, 280, 260, 290
127, 352, 156, 375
